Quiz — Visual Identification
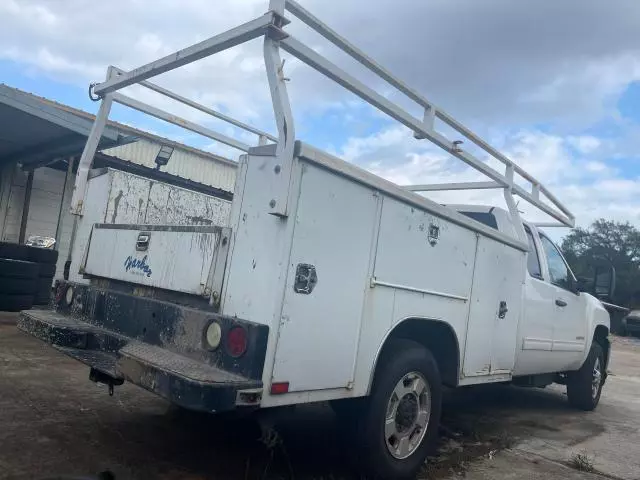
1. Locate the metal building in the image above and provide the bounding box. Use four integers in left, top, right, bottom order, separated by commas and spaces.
0, 84, 237, 281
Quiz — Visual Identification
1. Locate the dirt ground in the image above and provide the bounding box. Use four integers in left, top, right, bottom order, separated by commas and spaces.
1, 311, 639, 480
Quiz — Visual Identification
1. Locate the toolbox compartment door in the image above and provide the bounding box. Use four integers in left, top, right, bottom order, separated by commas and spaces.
82, 224, 230, 297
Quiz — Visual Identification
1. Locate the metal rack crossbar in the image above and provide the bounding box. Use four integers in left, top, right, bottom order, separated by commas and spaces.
278, 0, 573, 227
71, 0, 574, 230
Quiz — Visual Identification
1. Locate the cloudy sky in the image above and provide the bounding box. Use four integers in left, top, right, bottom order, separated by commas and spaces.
1, 0, 640, 234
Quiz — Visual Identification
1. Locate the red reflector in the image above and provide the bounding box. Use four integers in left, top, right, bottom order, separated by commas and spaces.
271, 382, 289, 395
226, 326, 248, 358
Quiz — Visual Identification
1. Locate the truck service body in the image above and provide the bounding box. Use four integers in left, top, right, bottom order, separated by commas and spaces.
18, 1, 612, 477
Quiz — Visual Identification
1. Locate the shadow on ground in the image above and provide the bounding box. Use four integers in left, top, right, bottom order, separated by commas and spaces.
26, 385, 590, 480
0, 324, 606, 480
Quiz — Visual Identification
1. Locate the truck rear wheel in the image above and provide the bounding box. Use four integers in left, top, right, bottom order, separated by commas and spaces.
354, 339, 442, 479
567, 342, 604, 411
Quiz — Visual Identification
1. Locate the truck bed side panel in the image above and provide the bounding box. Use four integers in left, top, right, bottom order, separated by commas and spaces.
70, 169, 232, 285
106, 171, 151, 224
221, 154, 296, 325
351, 197, 477, 393
271, 163, 379, 392
223, 150, 528, 405
462, 235, 525, 377
144, 182, 231, 227
69, 171, 111, 284
373, 199, 477, 301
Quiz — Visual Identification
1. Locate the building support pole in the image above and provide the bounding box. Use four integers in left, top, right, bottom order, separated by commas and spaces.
18, 169, 34, 244
55, 156, 75, 250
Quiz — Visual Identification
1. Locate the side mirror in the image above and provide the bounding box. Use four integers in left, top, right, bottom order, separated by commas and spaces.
593, 264, 616, 300
576, 258, 616, 300
580, 256, 616, 300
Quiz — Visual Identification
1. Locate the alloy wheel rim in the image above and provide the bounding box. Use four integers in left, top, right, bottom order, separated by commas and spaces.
592, 357, 602, 400
384, 371, 431, 459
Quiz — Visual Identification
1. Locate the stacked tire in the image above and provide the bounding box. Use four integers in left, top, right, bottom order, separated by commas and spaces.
0, 242, 58, 311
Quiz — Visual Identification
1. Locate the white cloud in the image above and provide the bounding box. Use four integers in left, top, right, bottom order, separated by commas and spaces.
0, 0, 57, 27
1, 0, 640, 231
334, 125, 640, 230
1, 0, 639, 129
585, 161, 610, 174
568, 136, 602, 154
0, 0, 272, 129
520, 54, 640, 125
338, 127, 416, 164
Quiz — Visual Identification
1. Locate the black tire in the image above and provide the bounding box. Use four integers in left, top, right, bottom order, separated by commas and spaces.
0, 258, 39, 279
0, 293, 33, 312
27, 247, 59, 265
330, 397, 365, 420
37, 263, 56, 278
567, 342, 605, 411
34, 277, 53, 305
352, 339, 442, 479
0, 277, 37, 295
0, 242, 28, 261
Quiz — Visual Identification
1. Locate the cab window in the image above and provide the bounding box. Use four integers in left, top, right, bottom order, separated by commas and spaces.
524, 227, 542, 279
539, 234, 571, 289
458, 211, 498, 230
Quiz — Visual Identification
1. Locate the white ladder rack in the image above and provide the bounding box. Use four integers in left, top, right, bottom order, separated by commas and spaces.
70, 0, 574, 229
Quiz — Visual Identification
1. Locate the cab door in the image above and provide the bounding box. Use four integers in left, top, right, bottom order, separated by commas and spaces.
513, 226, 556, 376
538, 234, 586, 370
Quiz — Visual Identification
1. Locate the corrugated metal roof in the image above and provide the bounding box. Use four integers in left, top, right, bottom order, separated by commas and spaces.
0, 84, 238, 193
0, 84, 237, 167
0, 84, 126, 166
103, 139, 237, 193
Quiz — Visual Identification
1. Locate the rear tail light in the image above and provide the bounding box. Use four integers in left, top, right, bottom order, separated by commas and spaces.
226, 326, 248, 358
270, 382, 289, 395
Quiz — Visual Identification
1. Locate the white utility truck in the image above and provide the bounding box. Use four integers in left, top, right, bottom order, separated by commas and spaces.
19, 1, 614, 478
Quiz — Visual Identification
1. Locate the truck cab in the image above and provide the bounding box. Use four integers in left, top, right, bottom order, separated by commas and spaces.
455, 204, 611, 385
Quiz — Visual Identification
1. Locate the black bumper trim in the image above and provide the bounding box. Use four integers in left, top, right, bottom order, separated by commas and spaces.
52, 281, 269, 381
18, 309, 262, 413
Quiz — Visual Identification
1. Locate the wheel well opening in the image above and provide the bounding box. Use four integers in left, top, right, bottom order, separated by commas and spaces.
380, 319, 460, 387
594, 325, 610, 369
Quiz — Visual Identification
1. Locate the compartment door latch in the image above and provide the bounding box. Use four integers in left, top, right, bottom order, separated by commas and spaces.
498, 300, 508, 319
136, 232, 150, 251
294, 264, 317, 294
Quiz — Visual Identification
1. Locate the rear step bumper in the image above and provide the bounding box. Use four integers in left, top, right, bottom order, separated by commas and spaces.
18, 303, 264, 413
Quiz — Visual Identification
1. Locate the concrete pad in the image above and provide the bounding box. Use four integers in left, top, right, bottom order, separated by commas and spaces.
0, 311, 18, 324
513, 338, 640, 479
440, 335, 640, 480
441, 449, 607, 480
1, 321, 639, 479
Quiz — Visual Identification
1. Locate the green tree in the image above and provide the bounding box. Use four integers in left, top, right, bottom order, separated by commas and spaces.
561, 219, 640, 307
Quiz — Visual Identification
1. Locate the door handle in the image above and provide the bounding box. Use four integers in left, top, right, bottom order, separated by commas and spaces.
498, 301, 508, 319
555, 299, 567, 307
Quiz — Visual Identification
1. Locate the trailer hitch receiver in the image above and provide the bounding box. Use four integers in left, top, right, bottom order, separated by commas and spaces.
90, 368, 124, 396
